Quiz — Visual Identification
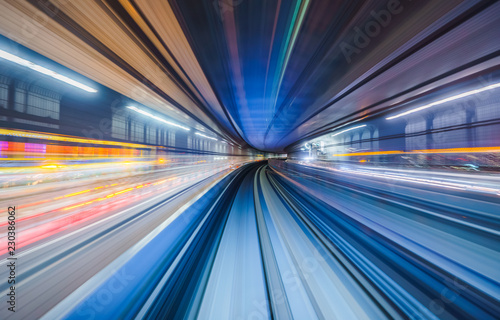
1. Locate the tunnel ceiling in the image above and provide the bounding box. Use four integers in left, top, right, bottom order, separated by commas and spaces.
1, 0, 499, 152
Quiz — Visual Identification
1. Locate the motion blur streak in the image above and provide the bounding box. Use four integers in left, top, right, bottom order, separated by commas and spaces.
1, 0, 500, 319
34, 161, 498, 320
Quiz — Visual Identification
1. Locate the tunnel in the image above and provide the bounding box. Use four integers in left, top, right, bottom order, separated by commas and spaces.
0, 1, 499, 319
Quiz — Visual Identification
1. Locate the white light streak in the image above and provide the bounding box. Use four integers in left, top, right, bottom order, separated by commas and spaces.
0, 49, 97, 92
195, 132, 217, 140
332, 124, 366, 137
127, 106, 190, 131
386, 82, 500, 120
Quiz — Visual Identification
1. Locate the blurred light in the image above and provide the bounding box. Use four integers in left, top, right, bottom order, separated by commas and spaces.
333, 150, 404, 156
465, 164, 478, 169
0, 49, 97, 92
40, 165, 59, 169
114, 188, 134, 195
386, 82, 500, 120
62, 203, 88, 211
127, 106, 190, 131
64, 189, 91, 198
0, 128, 152, 149
327, 167, 500, 196
195, 132, 218, 141
332, 146, 500, 157
332, 124, 366, 137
